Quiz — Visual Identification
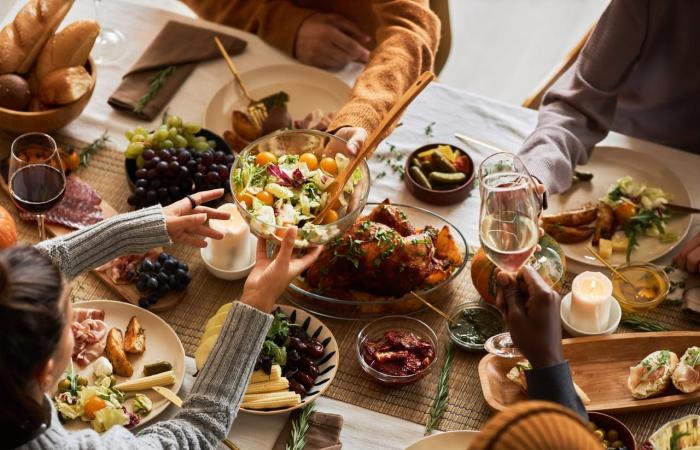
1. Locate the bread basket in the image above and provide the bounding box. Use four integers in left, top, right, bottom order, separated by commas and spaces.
0, 57, 96, 134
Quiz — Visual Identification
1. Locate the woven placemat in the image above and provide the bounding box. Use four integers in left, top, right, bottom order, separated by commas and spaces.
1, 132, 698, 441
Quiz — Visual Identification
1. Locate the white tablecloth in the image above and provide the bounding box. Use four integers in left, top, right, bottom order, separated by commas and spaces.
3, 1, 698, 449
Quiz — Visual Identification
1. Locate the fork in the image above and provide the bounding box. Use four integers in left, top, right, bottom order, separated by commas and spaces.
214, 36, 267, 128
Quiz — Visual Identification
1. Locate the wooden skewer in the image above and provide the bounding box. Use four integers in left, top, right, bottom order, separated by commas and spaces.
410, 291, 458, 326
314, 71, 436, 224
585, 245, 634, 285
453, 132, 505, 154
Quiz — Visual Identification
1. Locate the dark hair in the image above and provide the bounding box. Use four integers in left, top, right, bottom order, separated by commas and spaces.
0, 245, 64, 447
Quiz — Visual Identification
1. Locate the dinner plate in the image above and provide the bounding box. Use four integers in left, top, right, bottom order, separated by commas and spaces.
548, 146, 692, 266
406, 430, 479, 450
63, 300, 186, 431
203, 64, 351, 136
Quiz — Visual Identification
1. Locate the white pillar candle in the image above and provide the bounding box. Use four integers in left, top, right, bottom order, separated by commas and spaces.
208, 203, 251, 270
570, 271, 613, 333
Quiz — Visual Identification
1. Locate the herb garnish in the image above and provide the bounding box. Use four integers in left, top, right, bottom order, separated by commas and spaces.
621, 314, 670, 332
424, 121, 436, 137
425, 342, 455, 435
77, 131, 110, 170
287, 401, 315, 450
686, 347, 700, 368
134, 65, 176, 114
671, 430, 691, 450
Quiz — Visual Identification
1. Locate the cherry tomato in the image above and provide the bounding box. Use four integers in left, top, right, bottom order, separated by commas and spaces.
319, 157, 338, 176
255, 151, 277, 166
299, 153, 318, 170
60, 149, 80, 172
614, 202, 637, 224
236, 192, 253, 208
322, 209, 339, 224
84, 396, 106, 420
256, 190, 274, 206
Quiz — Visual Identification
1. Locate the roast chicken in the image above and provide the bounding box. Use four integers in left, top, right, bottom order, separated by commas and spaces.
304, 201, 463, 297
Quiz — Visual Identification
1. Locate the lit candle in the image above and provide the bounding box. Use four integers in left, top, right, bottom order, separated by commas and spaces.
570, 271, 613, 333
207, 203, 251, 269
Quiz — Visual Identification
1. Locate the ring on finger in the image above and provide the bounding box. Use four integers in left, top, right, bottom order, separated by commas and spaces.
186, 195, 197, 209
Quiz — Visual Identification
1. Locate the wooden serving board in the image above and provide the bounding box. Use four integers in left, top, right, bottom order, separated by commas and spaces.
478, 332, 700, 414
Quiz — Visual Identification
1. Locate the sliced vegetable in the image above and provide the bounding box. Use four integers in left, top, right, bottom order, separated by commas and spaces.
143, 361, 173, 376
114, 370, 176, 392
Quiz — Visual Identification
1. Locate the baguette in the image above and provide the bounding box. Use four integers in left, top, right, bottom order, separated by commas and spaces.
0, 0, 75, 74
37, 66, 91, 105
33, 20, 99, 82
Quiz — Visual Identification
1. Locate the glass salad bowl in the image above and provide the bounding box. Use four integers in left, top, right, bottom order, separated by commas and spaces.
284, 203, 469, 320
231, 129, 370, 248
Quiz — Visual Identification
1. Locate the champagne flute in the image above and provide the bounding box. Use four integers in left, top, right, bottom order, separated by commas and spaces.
9, 133, 66, 241
478, 153, 541, 358
92, 0, 127, 64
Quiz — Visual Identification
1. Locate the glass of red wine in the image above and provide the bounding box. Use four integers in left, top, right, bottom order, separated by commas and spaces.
478, 152, 541, 358
9, 133, 66, 241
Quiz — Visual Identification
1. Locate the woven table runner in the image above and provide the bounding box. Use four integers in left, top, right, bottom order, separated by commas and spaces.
1, 133, 698, 441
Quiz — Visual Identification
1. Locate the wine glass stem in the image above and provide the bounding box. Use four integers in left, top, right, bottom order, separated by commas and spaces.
93, 0, 102, 24
37, 214, 46, 241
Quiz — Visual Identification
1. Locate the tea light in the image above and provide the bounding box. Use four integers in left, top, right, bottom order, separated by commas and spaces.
570, 271, 613, 333
207, 203, 251, 270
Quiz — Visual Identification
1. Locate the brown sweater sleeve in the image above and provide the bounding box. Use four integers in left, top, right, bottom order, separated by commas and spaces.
328, 0, 440, 135
181, 0, 316, 55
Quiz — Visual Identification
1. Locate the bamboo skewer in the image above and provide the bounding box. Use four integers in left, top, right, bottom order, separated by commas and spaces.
585, 245, 634, 285
410, 291, 458, 326
453, 132, 504, 154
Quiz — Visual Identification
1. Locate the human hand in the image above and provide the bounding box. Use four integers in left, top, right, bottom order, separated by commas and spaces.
240, 228, 323, 313
496, 265, 563, 369
163, 189, 230, 248
295, 13, 370, 70
675, 233, 700, 273
335, 126, 368, 155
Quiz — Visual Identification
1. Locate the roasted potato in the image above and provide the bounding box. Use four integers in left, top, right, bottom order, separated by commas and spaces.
124, 316, 145, 355
232, 110, 261, 142
540, 203, 597, 227
592, 203, 616, 246
543, 222, 595, 244
223, 129, 250, 153
435, 226, 464, 266
106, 328, 133, 377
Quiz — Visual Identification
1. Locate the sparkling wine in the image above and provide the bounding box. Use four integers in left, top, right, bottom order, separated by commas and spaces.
10, 165, 65, 214
480, 210, 539, 272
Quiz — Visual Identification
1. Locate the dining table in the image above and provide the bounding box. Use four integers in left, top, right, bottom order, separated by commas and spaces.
2, 1, 699, 449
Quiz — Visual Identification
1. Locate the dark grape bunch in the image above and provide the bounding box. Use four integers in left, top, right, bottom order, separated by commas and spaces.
135, 252, 192, 308
127, 147, 235, 208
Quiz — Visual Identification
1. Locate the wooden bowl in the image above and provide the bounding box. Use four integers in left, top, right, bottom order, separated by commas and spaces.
588, 412, 637, 450
0, 58, 97, 134
403, 143, 475, 205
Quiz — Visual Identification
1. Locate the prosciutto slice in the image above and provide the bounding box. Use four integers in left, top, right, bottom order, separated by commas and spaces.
71, 309, 108, 366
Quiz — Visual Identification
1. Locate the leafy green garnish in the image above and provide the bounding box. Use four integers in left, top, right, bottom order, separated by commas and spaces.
262, 340, 287, 366
686, 347, 700, 368
260, 91, 289, 111
267, 311, 290, 341
671, 430, 691, 450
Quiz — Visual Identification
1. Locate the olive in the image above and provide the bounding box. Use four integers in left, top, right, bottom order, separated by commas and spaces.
587, 421, 598, 432
287, 349, 301, 364
304, 338, 325, 359
294, 371, 315, 390
602, 440, 610, 448
58, 379, 71, 392
288, 379, 307, 396
283, 367, 299, 380
298, 357, 319, 378
288, 336, 307, 353
109, 375, 117, 387
594, 429, 605, 441
77, 376, 88, 387
611, 441, 624, 449
606, 430, 619, 442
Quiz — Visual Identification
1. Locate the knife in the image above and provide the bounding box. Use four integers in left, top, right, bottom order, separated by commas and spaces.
667, 203, 700, 214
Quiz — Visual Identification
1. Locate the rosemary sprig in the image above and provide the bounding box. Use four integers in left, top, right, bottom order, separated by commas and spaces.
134, 65, 176, 114
621, 314, 670, 332
424, 342, 455, 435
287, 401, 315, 450
78, 131, 110, 170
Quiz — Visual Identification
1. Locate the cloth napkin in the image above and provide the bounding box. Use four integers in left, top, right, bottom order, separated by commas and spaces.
272, 411, 343, 450
108, 20, 246, 120
682, 274, 700, 322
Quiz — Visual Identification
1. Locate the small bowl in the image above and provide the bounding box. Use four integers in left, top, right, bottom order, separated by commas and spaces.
611, 263, 670, 313
200, 233, 256, 280
403, 143, 475, 205
447, 302, 505, 351
560, 293, 622, 337
356, 315, 438, 386
588, 412, 637, 450
0, 58, 97, 133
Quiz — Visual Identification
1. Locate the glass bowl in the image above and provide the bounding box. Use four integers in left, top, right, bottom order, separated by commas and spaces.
231, 129, 370, 248
357, 316, 438, 387
283, 203, 469, 320
447, 302, 505, 351
611, 263, 670, 313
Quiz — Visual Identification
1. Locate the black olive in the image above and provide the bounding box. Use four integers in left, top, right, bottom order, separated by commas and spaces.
261, 356, 273, 375
304, 338, 325, 359
289, 336, 307, 353
287, 349, 301, 363
283, 367, 299, 379
288, 379, 307, 396
294, 371, 315, 390
298, 356, 313, 372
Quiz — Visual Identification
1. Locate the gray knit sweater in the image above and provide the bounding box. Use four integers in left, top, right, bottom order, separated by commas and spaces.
18, 206, 273, 450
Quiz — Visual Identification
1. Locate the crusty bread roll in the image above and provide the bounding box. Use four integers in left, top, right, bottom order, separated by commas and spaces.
0, 0, 75, 74
37, 65, 91, 105
33, 20, 100, 82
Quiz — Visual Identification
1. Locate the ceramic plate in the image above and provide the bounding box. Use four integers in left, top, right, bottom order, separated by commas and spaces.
62, 300, 186, 430
406, 430, 479, 450
548, 147, 692, 266
203, 64, 350, 136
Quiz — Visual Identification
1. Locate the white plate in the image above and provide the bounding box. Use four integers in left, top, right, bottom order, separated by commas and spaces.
406, 430, 479, 450
548, 147, 692, 266
63, 300, 186, 431
203, 64, 351, 136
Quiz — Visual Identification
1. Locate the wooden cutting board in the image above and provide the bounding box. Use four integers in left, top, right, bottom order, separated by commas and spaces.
478, 332, 700, 414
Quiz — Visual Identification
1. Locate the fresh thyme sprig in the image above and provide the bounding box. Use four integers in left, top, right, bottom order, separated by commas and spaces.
424, 121, 436, 137
78, 131, 110, 170
425, 342, 455, 435
621, 314, 670, 332
287, 401, 315, 450
134, 65, 176, 114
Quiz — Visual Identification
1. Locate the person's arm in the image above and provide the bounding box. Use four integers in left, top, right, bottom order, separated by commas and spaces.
525, 362, 587, 419
518, 0, 648, 193
328, 0, 440, 135
180, 0, 315, 55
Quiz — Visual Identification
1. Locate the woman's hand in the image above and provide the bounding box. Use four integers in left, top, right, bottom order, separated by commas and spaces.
334, 126, 368, 155
240, 228, 323, 313
496, 265, 563, 369
162, 189, 231, 248
295, 13, 370, 70
675, 233, 700, 273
